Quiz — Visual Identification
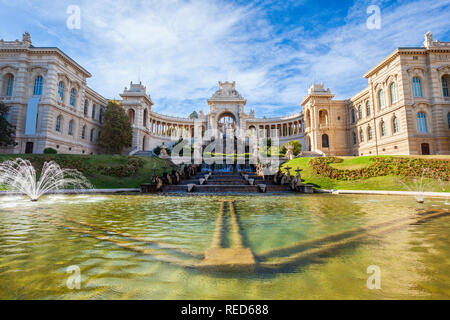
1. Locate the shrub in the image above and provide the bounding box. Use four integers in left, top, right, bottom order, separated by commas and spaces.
153, 146, 161, 156
43, 148, 57, 154
309, 157, 450, 181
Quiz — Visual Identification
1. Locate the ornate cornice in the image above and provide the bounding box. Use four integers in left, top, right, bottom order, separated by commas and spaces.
0, 47, 91, 78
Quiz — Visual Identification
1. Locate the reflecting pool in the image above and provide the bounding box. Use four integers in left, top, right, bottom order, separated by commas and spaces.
0, 194, 448, 299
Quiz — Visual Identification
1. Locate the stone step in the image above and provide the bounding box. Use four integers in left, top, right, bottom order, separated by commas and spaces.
193, 185, 260, 193
211, 174, 243, 178
161, 184, 292, 193
206, 181, 248, 185
208, 177, 245, 182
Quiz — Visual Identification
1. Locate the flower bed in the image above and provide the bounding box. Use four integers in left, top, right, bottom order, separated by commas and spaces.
309, 157, 450, 181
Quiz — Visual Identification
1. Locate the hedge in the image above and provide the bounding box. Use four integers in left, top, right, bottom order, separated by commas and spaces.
309, 157, 450, 181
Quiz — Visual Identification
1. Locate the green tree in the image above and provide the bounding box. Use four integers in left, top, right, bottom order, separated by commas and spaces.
280, 140, 302, 156
97, 100, 132, 154
0, 102, 17, 147
189, 111, 199, 119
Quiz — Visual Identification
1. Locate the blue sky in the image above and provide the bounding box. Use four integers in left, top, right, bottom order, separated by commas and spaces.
1, 0, 449, 117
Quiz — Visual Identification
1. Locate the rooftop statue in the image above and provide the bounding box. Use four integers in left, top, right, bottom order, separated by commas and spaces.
210, 81, 245, 100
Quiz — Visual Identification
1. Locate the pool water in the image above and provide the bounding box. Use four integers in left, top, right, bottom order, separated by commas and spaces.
0, 194, 448, 300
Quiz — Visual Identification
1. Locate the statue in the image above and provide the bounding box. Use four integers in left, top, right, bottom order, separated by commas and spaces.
290, 168, 303, 191
159, 144, 169, 159
256, 163, 265, 181
273, 167, 284, 185
162, 166, 172, 185
170, 169, 178, 185
285, 144, 294, 160
281, 166, 292, 185
424, 31, 433, 48
151, 166, 164, 191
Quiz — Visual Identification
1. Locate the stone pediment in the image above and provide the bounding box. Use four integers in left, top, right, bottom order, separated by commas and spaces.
209, 81, 245, 102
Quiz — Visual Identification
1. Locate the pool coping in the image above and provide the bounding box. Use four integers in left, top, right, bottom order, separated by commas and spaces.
0, 189, 140, 196
316, 189, 450, 198
0, 188, 449, 198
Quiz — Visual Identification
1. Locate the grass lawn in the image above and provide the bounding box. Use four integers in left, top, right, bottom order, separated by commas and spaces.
282, 156, 450, 192
0, 154, 176, 189
1, 154, 449, 192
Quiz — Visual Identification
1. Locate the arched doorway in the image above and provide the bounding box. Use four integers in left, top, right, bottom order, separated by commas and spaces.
322, 134, 329, 148
128, 109, 136, 125
421, 143, 430, 155
305, 109, 311, 128
25, 142, 34, 154
217, 112, 237, 137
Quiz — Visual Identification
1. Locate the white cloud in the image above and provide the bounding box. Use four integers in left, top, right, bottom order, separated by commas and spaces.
2, 0, 450, 118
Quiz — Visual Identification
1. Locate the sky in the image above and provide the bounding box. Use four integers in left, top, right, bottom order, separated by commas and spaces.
1, 0, 449, 118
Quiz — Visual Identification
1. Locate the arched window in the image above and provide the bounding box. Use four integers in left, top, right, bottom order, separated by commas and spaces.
412, 77, 423, 97
128, 109, 135, 124
70, 88, 76, 107
143, 109, 148, 127
322, 134, 329, 148
33, 76, 43, 96
390, 82, 397, 104
319, 110, 328, 126
417, 112, 428, 133
83, 100, 88, 115
378, 89, 385, 108
68, 120, 74, 135
305, 110, 311, 127
4, 74, 14, 96
351, 109, 356, 124
358, 105, 362, 119
92, 104, 96, 119
360, 129, 364, 142
58, 81, 65, 102
366, 101, 371, 117
352, 132, 357, 145
393, 116, 399, 133
90, 128, 95, 142
55, 115, 62, 132
368, 126, 373, 140
381, 121, 386, 137
81, 125, 86, 139
442, 75, 449, 97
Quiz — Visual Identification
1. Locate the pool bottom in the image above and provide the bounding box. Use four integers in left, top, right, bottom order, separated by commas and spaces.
0, 194, 448, 299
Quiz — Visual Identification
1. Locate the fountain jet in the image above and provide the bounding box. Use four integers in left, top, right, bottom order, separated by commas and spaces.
0, 158, 92, 201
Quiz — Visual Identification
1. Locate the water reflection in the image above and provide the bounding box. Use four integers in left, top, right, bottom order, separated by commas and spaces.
0, 194, 448, 299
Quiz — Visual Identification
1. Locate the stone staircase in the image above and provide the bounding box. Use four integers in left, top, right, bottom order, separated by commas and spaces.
162, 171, 292, 193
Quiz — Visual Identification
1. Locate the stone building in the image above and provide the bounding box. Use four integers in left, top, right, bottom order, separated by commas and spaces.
0, 33, 107, 155
1, 32, 449, 156
303, 32, 450, 156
